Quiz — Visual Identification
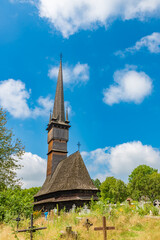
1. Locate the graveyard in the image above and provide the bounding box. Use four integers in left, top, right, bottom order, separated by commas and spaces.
1, 200, 160, 240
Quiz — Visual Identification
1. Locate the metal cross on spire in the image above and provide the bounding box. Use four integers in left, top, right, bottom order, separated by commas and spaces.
77, 142, 81, 151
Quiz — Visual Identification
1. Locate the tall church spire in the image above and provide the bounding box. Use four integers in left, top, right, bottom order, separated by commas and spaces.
52, 56, 65, 122
46, 55, 70, 176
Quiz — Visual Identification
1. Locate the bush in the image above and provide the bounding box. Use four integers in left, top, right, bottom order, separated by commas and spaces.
0, 186, 40, 222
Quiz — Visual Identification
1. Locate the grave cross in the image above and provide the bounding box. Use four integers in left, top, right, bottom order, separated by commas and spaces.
153, 199, 160, 207
13, 213, 24, 229
17, 213, 47, 240
83, 218, 93, 231
94, 216, 115, 240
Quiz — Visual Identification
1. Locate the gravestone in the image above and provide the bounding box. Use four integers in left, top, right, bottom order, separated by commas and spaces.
79, 205, 90, 215
83, 218, 93, 231
153, 199, 160, 208
71, 204, 76, 213
60, 226, 77, 239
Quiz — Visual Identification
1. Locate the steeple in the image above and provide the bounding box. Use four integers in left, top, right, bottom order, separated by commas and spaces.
52, 56, 65, 122
46, 55, 70, 176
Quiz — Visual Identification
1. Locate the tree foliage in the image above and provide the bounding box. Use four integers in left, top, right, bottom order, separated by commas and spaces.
128, 165, 157, 200
0, 187, 40, 222
148, 172, 160, 200
0, 108, 24, 190
92, 178, 101, 189
100, 177, 127, 203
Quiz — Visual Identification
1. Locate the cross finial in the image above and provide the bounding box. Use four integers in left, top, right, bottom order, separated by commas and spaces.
60, 53, 62, 61
77, 142, 81, 151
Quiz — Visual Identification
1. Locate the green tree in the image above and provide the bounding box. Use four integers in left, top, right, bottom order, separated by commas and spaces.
0, 108, 24, 190
0, 186, 40, 222
148, 172, 160, 201
92, 178, 101, 189
100, 177, 127, 203
128, 165, 157, 200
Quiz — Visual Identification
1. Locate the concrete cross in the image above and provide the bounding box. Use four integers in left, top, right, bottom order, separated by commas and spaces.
94, 216, 115, 240
154, 199, 160, 207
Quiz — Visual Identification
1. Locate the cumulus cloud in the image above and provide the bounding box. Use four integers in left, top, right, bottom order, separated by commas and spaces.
116, 32, 160, 56
16, 152, 46, 188
33, 96, 54, 118
14, 0, 160, 37
0, 79, 31, 118
82, 141, 160, 182
48, 62, 89, 86
0, 79, 55, 119
103, 66, 152, 105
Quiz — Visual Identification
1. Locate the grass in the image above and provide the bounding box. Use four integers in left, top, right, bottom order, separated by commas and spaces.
1, 210, 160, 240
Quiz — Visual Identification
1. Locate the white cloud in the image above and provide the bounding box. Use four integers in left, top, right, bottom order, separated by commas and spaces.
0, 79, 31, 118
103, 66, 152, 105
82, 141, 160, 182
0, 79, 55, 119
15, 0, 160, 37
116, 32, 160, 56
16, 152, 46, 188
48, 62, 89, 86
32, 96, 53, 118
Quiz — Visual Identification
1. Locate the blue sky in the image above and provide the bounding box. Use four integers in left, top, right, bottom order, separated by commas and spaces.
1, 0, 160, 188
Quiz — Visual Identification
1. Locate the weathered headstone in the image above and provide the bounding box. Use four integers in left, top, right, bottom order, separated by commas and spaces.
139, 201, 144, 209
60, 226, 77, 239
71, 204, 76, 213
153, 199, 160, 208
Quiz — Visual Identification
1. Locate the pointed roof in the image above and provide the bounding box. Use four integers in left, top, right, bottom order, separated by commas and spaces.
35, 151, 97, 197
52, 58, 65, 122
49, 111, 52, 123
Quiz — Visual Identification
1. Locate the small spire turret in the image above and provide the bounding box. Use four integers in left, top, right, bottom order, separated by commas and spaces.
65, 107, 69, 123
49, 111, 52, 123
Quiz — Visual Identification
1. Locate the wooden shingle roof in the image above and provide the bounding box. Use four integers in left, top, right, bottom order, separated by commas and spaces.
35, 151, 97, 197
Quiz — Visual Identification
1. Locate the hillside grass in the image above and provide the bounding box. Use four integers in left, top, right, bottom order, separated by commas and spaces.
1, 210, 160, 240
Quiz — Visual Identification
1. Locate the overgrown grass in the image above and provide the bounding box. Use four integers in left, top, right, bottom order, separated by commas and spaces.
1, 203, 160, 240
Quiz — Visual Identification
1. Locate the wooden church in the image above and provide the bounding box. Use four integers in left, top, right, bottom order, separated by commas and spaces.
34, 58, 98, 211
